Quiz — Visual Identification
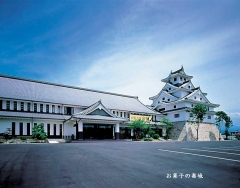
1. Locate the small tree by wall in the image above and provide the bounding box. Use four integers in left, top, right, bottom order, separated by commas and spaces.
189, 104, 207, 141
161, 117, 173, 140
32, 123, 47, 140
215, 111, 233, 140
129, 119, 149, 140
224, 115, 233, 140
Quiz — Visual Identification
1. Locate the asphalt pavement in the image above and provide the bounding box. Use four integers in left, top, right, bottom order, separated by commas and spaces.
0, 140, 239, 188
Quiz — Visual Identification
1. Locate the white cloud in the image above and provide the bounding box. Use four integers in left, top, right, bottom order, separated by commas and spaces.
79, 25, 240, 106
227, 112, 240, 118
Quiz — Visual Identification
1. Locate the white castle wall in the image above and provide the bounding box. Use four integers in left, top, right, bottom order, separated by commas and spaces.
170, 121, 222, 141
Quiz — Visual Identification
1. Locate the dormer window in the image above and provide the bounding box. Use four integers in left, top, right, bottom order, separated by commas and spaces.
174, 78, 177, 81
21, 102, 24, 111
14, 101, 17, 111
191, 104, 194, 107
162, 97, 165, 101
174, 105, 176, 108
188, 86, 190, 89
180, 77, 182, 80
184, 78, 186, 81
168, 99, 170, 101
169, 88, 171, 90
158, 101, 160, 104
200, 98, 202, 101
194, 96, 197, 99
6, 101, 10, 110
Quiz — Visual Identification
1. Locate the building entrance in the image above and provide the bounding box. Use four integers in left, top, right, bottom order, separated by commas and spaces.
83, 125, 113, 139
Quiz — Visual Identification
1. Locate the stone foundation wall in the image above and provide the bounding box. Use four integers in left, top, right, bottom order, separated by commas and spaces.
170, 121, 222, 141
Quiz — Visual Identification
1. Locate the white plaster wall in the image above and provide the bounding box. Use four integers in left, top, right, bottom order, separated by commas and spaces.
0, 117, 70, 137
56, 124, 60, 135
10, 101, 13, 110
2, 100, 6, 110
0, 119, 33, 135
64, 121, 76, 138
167, 111, 189, 122
23, 123, 27, 135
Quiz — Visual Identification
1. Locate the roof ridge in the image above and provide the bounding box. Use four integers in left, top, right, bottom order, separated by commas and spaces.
171, 66, 184, 74
0, 74, 138, 99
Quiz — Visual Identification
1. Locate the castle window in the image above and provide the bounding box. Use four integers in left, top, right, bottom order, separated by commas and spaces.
174, 105, 176, 108
58, 106, 61, 113
168, 99, 170, 101
169, 88, 171, 90
20, 102, 24, 111
27, 103, 31, 111
194, 96, 197, 99
40, 104, 43, 112
188, 86, 190, 89
191, 104, 194, 107
112, 111, 115, 114
120, 112, 122, 117
200, 98, 202, 101
174, 114, 180, 118
180, 77, 182, 80
52, 105, 55, 113
174, 78, 177, 81
64, 107, 74, 115
34, 103, 37, 112
208, 116, 211, 119
46, 105, 49, 113
14, 101, 17, 111
162, 97, 165, 101
6, 101, 10, 110
184, 78, 186, 81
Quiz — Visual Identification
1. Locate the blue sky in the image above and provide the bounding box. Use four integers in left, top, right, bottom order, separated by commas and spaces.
0, 0, 240, 128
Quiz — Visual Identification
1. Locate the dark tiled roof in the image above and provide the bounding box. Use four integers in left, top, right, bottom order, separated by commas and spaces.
0, 75, 156, 114
182, 80, 190, 85
192, 87, 200, 91
0, 111, 70, 120
171, 66, 184, 74
161, 107, 189, 113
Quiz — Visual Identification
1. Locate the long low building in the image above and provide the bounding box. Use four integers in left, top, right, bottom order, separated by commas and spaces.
0, 74, 163, 140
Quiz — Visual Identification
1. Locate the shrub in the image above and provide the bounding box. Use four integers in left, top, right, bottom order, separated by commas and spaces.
144, 138, 153, 141
153, 134, 160, 139
32, 123, 47, 140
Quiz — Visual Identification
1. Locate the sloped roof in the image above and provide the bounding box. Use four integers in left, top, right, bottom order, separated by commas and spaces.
0, 111, 70, 120
0, 75, 157, 114
73, 100, 117, 117
171, 66, 184, 74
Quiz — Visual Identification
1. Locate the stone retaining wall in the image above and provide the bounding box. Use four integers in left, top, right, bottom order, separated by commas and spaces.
170, 121, 222, 141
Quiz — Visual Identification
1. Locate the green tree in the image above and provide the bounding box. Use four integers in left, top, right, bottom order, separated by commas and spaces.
161, 117, 173, 140
224, 116, 233, 140
129, 119, 149, 140
215, 111, 233, 140
32, 123, 47, 140
215, 111, 227, 141
189, 104, 207, 141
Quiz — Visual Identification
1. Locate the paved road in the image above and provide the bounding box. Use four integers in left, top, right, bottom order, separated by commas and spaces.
0, 141, 239, 188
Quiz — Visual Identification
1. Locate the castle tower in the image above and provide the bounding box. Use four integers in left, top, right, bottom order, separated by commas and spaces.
149, 66, 221, 141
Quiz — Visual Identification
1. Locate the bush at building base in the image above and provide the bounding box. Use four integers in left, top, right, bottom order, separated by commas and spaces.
32, 123, 47, 140
144, 138, 153, 141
